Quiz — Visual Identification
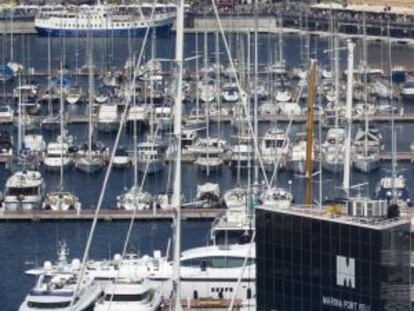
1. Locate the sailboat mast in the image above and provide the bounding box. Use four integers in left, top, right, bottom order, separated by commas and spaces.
253, 0, 259, 184
362, 13, 368, 157
172, 0, 184, 309
59, 62, 64, 192
387, 24, 397, 203
195, 31, 200, 119
203, 26, 210, 176
17, 73, 22, 155
132, 55, 138, 190
48, 33, 52, 119
333, 23, 339, 130
343, 40, 354, 197
87, 28, 94, 158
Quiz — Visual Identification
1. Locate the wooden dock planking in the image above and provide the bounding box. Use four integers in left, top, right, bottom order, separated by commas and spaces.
0, 208, 222, 222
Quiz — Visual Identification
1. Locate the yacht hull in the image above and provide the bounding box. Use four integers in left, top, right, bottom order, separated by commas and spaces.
322, 160, 344, 173
35, 23, 172, 37
353, 158, 380, 173
3, 199, 42, 210
75, 158, 104, 174
43, 163, 72, 172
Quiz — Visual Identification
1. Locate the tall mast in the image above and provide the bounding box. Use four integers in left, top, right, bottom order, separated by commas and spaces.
172, 0, 184, 309
195, 31, 200, 120
17, 73, 22, 156
343, 40, 354, 197
278, 12, 283, 66
387, 24, 396, 203
253, 0, 259, 185
87, 27, 94, 158
48, 33, 52, 119
333, 20, 339, 130
203, 24, 210, 176
304, 60, 316, 205
59, 61, 64, 192
362, 13, 368, 157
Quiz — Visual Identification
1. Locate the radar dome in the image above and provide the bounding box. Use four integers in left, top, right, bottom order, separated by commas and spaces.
113, 254, 122, 262
43, 261, 52, 270
71, 259, 81, 270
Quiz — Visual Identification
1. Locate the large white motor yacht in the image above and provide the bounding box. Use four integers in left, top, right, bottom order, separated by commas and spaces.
43, 141, 72, 171
3, 170, 45, 210
94, 278, 162, 311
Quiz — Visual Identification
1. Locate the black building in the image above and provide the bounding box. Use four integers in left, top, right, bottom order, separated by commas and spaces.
256, 203, 412, 311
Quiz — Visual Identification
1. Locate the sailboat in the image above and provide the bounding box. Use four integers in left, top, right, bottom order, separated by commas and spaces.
352, 15, 382, 174
42, 33, 60, 131
74, 31, 106, 174
43, 63, 81, 211
376, 25, 411, 211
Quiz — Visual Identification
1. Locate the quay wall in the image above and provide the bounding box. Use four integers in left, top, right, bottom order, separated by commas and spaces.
2, 16, 414, 41
0, 18, 35, 34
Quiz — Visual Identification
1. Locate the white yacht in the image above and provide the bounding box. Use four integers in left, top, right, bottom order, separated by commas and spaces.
34, 4, 176, 36
75, 142, 107, 174
321, 128, 346, 173
229, 143, 253, 168
127, 105, 149, 132
275, 89, 292, 102
43, 192, 81, 211
287, 133, 316, 174
19, 272, 102, 311
0, 105, 14, 124
221, 82, 239, 102
191, 138, 227, 171
137, 141, 165, 174
260, 187, 293, 209
352, 126, 383, 173
195, 182, 223, 209
401, 80, 414, 99
43, 141, 72, 171
181, 128, 198, 151
113, 147, 131, 168
117, 186, 153, 210
260, 127, 289, 171
65, 86, 83, 105
199, 81, 218, 103
94, 278, 161, 311
3, 170, 45, 210
24, 134, 46, 154
96, 104, 120, 133
150, 106, 173, 132
277, 101, 302, 115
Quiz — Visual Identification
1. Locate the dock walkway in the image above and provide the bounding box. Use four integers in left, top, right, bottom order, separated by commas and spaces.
0, 208, 223, 222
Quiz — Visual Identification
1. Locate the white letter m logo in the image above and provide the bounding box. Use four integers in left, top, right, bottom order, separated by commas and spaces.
336, 255, 355, 289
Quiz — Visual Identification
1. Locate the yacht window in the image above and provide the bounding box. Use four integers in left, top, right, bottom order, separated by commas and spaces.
247, 288, 252, 299
28, 301, 71, 308
105, 292, 149, 302
7, 186, 39, 196
210, 256, 226, 268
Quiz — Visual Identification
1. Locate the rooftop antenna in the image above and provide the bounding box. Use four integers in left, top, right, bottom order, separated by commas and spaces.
304, 59, 317, 205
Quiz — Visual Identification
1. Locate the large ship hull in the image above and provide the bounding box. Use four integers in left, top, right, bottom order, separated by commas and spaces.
35, 22, 173, 37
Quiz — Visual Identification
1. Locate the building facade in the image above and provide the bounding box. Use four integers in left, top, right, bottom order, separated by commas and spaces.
256, 205, 412, 311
